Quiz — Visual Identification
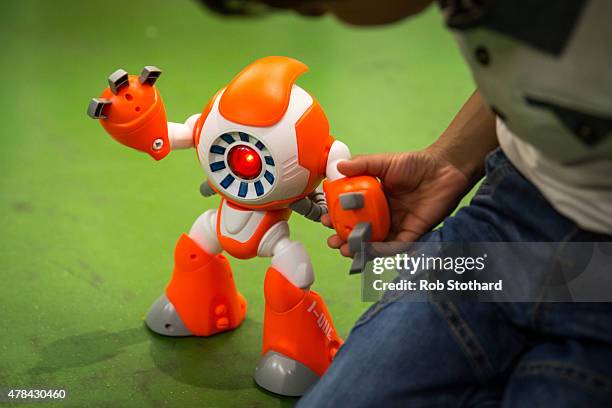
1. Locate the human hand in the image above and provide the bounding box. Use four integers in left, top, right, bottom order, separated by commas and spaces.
321, 147, 473, 256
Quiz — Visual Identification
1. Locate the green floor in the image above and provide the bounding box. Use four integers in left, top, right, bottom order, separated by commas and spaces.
0, 1, 474, 406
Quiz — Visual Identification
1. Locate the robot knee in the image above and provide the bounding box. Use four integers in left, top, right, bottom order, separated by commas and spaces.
188, 210, 221, 255
257, 221, 290, 257
271, 239, 314, 289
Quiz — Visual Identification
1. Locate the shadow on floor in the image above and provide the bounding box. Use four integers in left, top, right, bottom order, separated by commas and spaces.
26, 318, 296, 405
147, 317, 262, 391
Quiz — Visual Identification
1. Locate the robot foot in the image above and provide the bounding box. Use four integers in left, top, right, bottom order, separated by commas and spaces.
164, 234, 247, 336
258, 267, 343, 396
254, 351, 320, 397
145, 294, 192, 336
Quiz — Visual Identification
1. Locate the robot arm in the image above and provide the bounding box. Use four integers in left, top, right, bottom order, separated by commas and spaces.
168, 114, 200, 150
322, 140, 391, 273
87, 66, 198, 160
324, 140, 352, 181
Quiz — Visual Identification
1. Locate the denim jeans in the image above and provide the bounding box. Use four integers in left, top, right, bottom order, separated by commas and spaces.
298, 149, 612, 407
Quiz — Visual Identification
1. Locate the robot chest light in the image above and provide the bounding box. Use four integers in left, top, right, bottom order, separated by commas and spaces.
197, 86, 318, 207
207, 130, 277, 200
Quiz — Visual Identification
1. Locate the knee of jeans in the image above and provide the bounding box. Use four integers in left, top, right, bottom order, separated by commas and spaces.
352, 300, 389, 331
303, 301, 496, 408
351, 281, 418, 331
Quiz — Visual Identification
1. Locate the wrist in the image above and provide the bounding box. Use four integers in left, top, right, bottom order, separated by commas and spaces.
427, 138, 488, 183
426, 89, 499, 183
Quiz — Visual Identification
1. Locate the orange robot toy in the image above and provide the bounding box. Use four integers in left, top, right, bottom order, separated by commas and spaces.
87, 56, 390, 396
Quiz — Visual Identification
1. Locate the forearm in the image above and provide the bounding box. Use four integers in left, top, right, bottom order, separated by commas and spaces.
168, 113, 201, 150
429, 90, 498, 183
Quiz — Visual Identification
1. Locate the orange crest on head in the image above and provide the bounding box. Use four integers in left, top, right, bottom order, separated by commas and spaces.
219, 56, 309, 127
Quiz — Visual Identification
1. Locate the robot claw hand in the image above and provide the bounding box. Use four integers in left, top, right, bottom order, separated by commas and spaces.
87, 66, 170, 160
323, 175, 390, 273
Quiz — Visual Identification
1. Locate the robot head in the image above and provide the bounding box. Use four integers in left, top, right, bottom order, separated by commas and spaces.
195, 56, 334, 210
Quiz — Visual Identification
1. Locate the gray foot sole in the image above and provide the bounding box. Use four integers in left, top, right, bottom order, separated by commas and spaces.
145, 294, 192, 336
254, 351, 320, 397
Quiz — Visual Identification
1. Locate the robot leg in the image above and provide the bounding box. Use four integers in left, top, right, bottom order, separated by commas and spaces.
254, 227, 343, 396
146, 210, 247, 337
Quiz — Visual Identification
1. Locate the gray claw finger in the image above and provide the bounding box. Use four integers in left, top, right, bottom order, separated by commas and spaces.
348, 222, 371, 254
339, 192, 364, 210
348, 222, 372, 274
350, 251, 367, 274
87, 98, 111, 119
139, 66, 162, 85
108, 68, 129, 94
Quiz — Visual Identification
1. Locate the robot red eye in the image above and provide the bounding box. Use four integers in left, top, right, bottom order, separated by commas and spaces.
227, 145, 263, 180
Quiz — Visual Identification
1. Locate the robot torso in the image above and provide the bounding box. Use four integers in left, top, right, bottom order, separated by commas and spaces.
193, 57, 334, 212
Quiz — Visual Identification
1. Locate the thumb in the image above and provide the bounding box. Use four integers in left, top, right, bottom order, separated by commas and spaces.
337, 154, 391, 178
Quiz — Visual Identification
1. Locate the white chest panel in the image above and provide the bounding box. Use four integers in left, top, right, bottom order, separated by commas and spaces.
218, 200, 265, 243
198, 86, 313, 206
